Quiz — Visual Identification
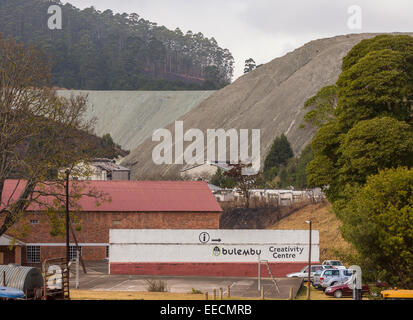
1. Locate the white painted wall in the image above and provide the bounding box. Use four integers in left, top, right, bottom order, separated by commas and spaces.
110, 229, 319, 263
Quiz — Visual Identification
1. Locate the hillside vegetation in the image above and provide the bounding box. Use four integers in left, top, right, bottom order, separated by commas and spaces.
0, 0, 234, 90
306, 35, 413, 287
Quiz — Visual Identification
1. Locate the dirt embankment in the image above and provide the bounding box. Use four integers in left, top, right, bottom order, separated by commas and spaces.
267, 202, 353, 262
219, 202, 313, 229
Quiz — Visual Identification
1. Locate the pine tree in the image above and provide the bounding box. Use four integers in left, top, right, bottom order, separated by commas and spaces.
264, 134, 294, 171
244, 58, 256, 74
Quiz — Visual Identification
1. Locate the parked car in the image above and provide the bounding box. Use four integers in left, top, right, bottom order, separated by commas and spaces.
312, 269, 324, 289
286, 265, 326, 281
320, 268, 354, 288
322, 260, 346, 270
324, 279, 370, 298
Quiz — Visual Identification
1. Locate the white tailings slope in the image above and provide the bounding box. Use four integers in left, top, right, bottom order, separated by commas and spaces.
57, 90, 214, 151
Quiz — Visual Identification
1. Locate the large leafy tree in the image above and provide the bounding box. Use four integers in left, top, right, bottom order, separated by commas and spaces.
306, 35, 413, 200
337, 117, 413, 186
304, 35, 413, 287
337, 167, 413, 287
342, 34, 413, 71
336, 49, 413, 130
302, 85, 337, 129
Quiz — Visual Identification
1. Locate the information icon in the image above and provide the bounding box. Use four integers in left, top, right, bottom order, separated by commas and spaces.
199, 232, 210, 243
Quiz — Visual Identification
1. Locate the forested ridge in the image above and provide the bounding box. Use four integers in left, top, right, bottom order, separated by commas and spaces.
0, 0, 234, 90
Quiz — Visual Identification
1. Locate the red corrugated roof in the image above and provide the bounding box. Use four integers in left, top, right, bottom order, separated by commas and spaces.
1, 180, 222, 213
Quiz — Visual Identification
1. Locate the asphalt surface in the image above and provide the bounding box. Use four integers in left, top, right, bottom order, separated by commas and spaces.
69, 261, 303, 299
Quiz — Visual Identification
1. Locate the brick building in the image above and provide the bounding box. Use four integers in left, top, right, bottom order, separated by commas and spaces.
0, 234, 25, 265
1, 180, 222, 265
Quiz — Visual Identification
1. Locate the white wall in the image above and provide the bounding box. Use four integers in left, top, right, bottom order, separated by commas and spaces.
110, 229, 319, 263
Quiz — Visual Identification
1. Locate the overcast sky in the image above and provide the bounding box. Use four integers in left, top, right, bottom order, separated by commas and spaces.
65, 0, 413, 80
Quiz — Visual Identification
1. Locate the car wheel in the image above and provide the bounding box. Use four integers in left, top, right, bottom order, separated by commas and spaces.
334, 290, 343, 299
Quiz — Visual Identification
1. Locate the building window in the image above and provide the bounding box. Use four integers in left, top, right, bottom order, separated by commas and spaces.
112, 220, 122, 226
106, 246, 109, 259
27, 246, 40, 263
69, 246, 82, 261
30, 219, 39, 225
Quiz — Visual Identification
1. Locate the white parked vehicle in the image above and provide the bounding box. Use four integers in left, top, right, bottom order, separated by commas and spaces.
312, 269, 324, 289
286, 265, 326, 281
322, 260, 346, 270
319, 268, 354, 288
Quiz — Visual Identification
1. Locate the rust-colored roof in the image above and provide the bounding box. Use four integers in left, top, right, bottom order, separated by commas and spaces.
1, 180, 222, 213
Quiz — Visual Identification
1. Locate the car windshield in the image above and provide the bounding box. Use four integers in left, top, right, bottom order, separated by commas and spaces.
315, 270, 323, 276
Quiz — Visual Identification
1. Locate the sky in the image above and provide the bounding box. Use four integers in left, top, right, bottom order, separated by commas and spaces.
65, 0, 413, 80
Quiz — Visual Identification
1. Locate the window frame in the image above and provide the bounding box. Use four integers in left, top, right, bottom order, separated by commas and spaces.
69, 246, 82, 261
26, 245, 41, 263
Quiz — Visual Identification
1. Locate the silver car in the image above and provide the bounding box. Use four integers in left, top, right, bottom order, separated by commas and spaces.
286, 265, 326, 281
320, 268, 354, 289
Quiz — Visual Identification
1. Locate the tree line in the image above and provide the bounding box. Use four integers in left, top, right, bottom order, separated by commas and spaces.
0, 0, 234, 90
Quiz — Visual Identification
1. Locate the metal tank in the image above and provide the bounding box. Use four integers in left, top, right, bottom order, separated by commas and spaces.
0, 264, 43, 294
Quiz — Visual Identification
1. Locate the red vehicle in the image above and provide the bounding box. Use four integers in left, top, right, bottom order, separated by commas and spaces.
324, 281, 370, 298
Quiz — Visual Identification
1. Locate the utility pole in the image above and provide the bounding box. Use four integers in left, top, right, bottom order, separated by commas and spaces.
258, 254, 261, 291
65, 169, 70, 264
306, 220, 312, 300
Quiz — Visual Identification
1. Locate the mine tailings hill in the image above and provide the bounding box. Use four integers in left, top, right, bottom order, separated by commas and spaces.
121, 32, 413, 179
57, 90, 214, 151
